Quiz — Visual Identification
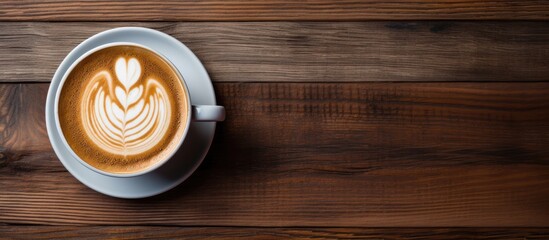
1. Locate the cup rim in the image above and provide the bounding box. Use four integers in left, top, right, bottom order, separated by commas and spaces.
53, 42, 193, 178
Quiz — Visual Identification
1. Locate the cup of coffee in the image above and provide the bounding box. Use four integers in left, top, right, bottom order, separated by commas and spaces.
53, 42, 225, 177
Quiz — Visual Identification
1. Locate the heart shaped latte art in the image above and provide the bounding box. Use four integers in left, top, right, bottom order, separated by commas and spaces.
80, 57, 171, 156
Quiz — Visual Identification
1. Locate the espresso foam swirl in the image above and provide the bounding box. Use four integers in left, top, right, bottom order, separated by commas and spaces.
80, 57, 172, 156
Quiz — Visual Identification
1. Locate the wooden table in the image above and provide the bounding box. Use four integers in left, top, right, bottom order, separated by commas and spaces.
1, 1, 549, 239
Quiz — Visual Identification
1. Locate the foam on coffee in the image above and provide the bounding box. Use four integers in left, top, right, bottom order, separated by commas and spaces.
58, 45, 189, 174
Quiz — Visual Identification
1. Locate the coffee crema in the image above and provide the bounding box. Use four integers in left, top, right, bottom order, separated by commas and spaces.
58, 45, 189, 174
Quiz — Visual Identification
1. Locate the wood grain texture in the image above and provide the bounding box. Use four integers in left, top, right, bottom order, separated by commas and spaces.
0, 1, 548, 21
0, 226, 548, 239
1, 22, 548, 83
1, 83, 548, 227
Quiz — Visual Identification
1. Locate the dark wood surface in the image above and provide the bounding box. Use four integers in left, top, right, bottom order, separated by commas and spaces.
1, 22, 548, 83
1, 226, 548, 239
1, 1, 548, 21
1, 1, 549, 239
1, 83, 548, 227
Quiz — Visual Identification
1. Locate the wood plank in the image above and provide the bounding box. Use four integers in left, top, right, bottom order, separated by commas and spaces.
0, 226, 548, 239
1, 82, 548, 227
0, 1, 548, 21
1, 22, 548, 83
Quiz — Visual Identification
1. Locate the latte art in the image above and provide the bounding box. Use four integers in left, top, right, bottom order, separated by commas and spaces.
59, 45, 188, 174
81, 57, 171, 156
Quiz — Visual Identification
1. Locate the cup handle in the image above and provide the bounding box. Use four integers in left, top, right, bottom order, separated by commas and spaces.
192, 105, 225, 122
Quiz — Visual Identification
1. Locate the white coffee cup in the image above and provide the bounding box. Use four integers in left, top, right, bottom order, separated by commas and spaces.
52, 42, 225, 178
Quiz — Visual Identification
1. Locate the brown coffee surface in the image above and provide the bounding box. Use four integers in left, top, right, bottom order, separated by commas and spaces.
58, 45, 189, 174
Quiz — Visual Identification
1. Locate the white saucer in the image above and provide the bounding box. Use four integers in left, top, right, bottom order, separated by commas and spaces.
45, 27, 217, 198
